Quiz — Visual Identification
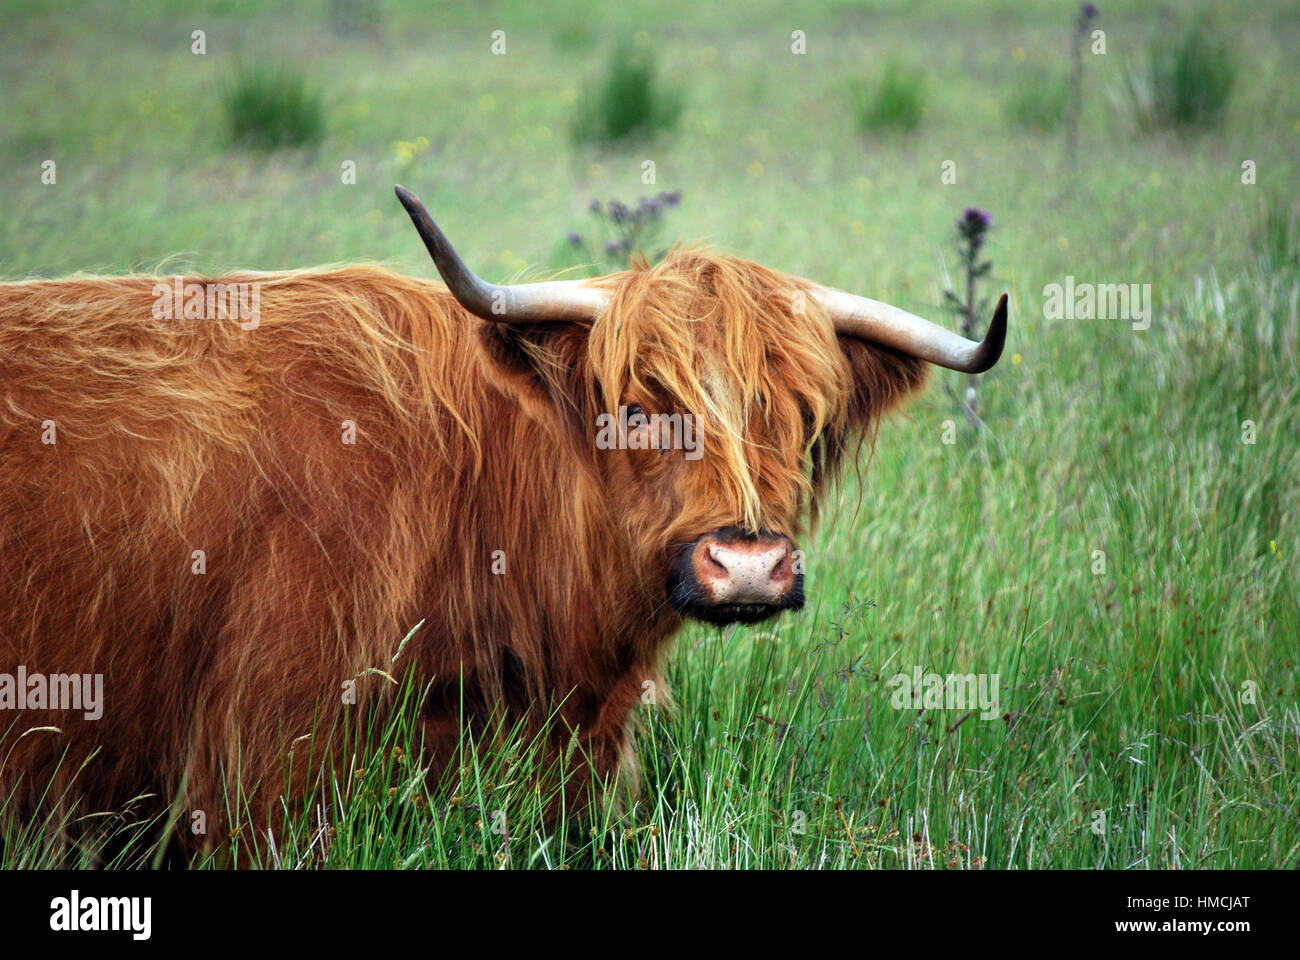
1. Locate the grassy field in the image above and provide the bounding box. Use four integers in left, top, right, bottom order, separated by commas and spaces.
1, 0, 1297, 868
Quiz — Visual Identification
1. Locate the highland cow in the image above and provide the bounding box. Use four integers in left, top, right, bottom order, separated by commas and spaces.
0, 185, 1005, 851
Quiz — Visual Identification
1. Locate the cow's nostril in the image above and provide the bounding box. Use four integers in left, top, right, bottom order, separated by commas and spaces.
769, 552, 790, 582
705, 545, 731, 577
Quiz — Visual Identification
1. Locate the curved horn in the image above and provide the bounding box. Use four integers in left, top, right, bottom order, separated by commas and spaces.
395, 184, 610, 323
817, 288, 1008, 374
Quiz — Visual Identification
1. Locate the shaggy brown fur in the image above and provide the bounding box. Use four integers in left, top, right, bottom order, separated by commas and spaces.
0, 251, 926, 850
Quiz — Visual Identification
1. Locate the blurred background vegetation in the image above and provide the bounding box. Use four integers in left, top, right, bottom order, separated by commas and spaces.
2, 0, 1294, 287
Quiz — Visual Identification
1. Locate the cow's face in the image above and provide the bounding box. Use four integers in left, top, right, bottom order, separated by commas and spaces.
472, 252, 929, 626
399, 186, 1001, 626
579, 254, 928, 626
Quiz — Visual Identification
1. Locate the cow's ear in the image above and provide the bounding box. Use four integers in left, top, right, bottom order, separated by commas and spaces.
837, 335, 930, 428
808, 337, 931, 517
476, 321, 592, 440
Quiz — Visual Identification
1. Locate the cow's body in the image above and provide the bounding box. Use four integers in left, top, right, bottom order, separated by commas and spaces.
1, 235, 984, 850
0, 266, 680, 842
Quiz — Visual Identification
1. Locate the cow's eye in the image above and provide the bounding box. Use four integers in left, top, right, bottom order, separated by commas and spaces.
626, 404, 645, 421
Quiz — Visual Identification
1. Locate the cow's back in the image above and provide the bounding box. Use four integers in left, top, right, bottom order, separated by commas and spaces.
0, 268, 480, 834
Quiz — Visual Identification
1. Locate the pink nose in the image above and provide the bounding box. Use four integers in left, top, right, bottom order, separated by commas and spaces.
692, 535, 795, 605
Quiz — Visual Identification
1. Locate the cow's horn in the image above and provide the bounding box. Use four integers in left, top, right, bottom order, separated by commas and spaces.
395, 185, 609, 323
818, 288, 1008, 373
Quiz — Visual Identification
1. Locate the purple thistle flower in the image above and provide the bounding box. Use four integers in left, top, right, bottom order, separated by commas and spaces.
589, 198, 602, 215
608, 200, 631, 224
566, 231, 582, 248
959, 207, 992, 238
658, 189, 682, 207
1081, 3, 1098, 19
603, 240, 622, 257
956, 207, 992, 259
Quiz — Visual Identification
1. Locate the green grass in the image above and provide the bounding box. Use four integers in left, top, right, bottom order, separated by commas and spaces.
571, 39, 682, 145
1256, 191, 1299, 272
1, 0, 1298, 869
854, 59, 925, 133
1004, 67, 1067, 131
222, 63, 325, 150
1121, 18, 1237, 132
